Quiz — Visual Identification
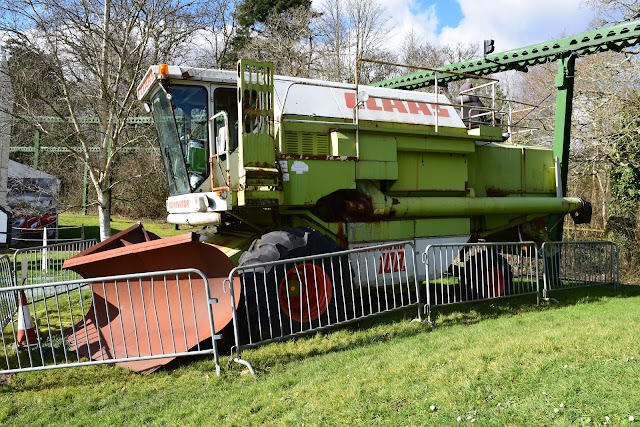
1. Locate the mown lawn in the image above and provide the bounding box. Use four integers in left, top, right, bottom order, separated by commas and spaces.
1, 284, 639, 426
57, 212, 199, 240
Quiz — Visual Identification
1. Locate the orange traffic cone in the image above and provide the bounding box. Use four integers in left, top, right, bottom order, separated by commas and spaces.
16, 290, 38, 349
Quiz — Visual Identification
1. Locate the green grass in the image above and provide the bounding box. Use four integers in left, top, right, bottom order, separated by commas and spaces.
57, 212, 199, 240
1, 284, 639, 426
1, 288, 94, 367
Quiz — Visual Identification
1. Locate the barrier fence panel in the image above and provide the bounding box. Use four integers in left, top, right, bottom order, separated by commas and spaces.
11, 225, 86, 246
0, 255, 15, 328
541, 241, 619, 297
422, 242, 540, 320
227, 242, 419, 364
13, 239, 97, 300
0, 269, 221, 375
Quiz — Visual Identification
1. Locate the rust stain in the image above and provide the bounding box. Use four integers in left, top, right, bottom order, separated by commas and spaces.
344, 192, 374, 221
485, 187, 509, 197
335, 222, 349, 249
277, 154, 357, 161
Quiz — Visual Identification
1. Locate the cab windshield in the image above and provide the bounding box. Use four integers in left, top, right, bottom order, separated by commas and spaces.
151, 84, 209, 195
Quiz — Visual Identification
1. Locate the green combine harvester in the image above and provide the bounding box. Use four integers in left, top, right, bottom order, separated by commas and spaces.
63, 20, 640, 372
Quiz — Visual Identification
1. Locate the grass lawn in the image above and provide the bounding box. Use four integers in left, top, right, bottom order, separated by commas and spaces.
57, 212, 199, 240
1, 284, 638, 426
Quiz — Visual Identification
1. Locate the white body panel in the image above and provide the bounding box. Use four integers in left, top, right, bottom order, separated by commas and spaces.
273, 81, 465, 128
138, 65, 465, 129
348, 235, 470, 287
166, 192, 229, 214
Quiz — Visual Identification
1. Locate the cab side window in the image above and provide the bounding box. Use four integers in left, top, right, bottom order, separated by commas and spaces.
214, 88, 239, 154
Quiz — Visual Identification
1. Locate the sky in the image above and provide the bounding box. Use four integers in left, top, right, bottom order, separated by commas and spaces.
314, 0, 599, 55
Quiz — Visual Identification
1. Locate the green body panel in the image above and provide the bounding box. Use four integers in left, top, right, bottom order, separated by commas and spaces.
396, 135, 475, 154
346, 220, 417, 243
263, 114, 569, 243
356, 161, 398, 180
330, 131, 357, 157
282, 159, 356, 205
467, 143, 556, 197
358, 133, 397, 161
415, 218, 470, 237
348, 130, 398, 180
202, 230, 258, 265
345, 218, 472, 243
390, 151, 467, 193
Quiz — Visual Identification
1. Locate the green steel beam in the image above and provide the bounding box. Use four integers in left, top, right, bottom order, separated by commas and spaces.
372, 20, 640, 90
548, 56, 576, 241
12, 116, 153, 124
32, 129, 40, 169
552, 56, 575, 198
10, 146, 158, 153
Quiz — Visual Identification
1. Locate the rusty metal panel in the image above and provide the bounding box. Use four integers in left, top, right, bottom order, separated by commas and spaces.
62, 224, 240, 373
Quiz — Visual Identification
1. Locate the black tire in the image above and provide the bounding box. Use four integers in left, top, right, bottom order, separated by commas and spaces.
237, 227, 351, 342
459, 249, 513, 301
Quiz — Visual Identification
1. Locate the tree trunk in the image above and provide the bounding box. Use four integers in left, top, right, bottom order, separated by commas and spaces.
97, 187, 111, 241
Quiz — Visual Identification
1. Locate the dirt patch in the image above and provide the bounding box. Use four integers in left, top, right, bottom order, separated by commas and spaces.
0, 373, 13, 385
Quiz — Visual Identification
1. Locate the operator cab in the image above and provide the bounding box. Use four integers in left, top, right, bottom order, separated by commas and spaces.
149, 84, 238, 194
139, 65, 239, 225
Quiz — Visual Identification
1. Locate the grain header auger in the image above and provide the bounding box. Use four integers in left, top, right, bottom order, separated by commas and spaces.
63, 20, 640, 372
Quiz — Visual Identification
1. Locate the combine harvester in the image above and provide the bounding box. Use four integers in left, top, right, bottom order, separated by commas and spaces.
62, 20, 639, 373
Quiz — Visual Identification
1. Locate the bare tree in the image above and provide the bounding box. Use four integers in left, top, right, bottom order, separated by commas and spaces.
584, 0, 640, 24
188, 0, 238, 69
316, 0, 393, 82
0, 0, 203, 240
317, 0, 349, 81
400, 31, 477, 70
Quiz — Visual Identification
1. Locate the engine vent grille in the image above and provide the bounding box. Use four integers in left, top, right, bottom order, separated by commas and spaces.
284, 132, 329, 155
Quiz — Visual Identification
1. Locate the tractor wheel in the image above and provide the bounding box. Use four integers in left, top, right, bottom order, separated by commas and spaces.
459, 250, 513, 301
238, 227, 351, 342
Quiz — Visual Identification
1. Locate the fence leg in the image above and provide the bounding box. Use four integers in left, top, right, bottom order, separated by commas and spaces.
228, 346, 256, 377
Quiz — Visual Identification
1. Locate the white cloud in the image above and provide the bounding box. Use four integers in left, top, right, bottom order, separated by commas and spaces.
438, 0, 596, 53
313, 0, 598, 55
378, 0, 441, 47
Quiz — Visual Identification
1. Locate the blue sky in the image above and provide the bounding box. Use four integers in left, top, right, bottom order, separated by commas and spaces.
417, 0, 463, 32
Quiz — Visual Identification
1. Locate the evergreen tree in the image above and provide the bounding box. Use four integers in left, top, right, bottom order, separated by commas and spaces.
231, 0, 312, 62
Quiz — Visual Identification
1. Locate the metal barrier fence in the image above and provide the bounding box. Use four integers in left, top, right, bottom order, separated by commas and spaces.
12, 225, 86, 246
0, 239, 621, 377
541, 241, 619, 297
0, 255, 15, 328
226, 242, 419, 368
422, 242, 540, 321
13, 239, 97, 300
0, 269, 221, 375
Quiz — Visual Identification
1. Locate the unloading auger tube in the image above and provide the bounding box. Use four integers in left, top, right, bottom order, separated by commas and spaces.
352, 181, 588, 218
